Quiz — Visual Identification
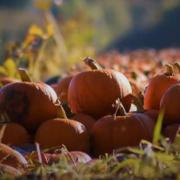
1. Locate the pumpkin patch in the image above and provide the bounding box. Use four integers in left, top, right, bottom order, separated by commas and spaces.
0, 50, 179, 179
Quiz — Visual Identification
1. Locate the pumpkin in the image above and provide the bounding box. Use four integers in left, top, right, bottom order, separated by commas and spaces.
163, 124, 180, 142
72, 113, 96, 132
92, 111, 155, 156
0, 123, 30, 146
68, 58, 132, 118
0, 81, 59, 132
0, 77, 19, 86
144, 65, 178, 110
0, 143, 28, 168
144, 110, 159, 122
35, 118, 89, 152
0, 151, 19, 168
52, 76, 73, 103
160, 83, 180, 124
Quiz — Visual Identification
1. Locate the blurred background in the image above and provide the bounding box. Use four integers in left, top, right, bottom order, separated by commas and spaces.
0, 0, 180, 79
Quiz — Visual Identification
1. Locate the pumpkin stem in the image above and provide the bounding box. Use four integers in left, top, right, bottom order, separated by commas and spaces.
18, 68, 32, 82
173, 62, 180, 73
83, 57, 103, 70
164, 64, 174, 76
113, 98, 127, 119
0, 124, 6, 143
56, 100, 68, 119
126, 94, 144, 112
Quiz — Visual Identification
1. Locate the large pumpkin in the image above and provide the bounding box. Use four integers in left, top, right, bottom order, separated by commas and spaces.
92, 113, 155, 156
144, 66, 178, 110
35, 118, 89, 152
0, 82, 59, 132
68, 58, 132, 118
160, 83, 180, 124
0, 123, 30, 146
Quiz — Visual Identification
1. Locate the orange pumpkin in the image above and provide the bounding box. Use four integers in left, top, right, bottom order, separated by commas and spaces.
92, 113, 155, 156
52, 76, 73, 103
0, 123, 30, 146
0, 82, 59, 132
160, 83, 180, 124
0, 77, 19, 86
0, 143, 28, 168
72, 113, 96, 132
144, 66, 178, 110
68, 58, 132, 118
35, 118, 89, 152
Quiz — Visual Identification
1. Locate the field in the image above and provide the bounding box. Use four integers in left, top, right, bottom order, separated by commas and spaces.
0, 45, 180, 179
0, 1, 180, 179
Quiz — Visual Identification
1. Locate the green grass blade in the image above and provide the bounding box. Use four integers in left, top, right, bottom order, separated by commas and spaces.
153, 109, 165, 144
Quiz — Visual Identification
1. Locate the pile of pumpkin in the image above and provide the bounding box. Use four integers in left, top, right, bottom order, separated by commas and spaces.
0, 56, 180, 174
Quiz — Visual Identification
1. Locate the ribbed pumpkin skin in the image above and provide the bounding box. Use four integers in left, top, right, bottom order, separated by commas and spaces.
35, 118, 89, 152
144, 75, 178, 110
92, 113, 155, 156
0, 82, 58, 132
68, 69, 132, 118
0, 123, 30, 146
160, 83, 180, 124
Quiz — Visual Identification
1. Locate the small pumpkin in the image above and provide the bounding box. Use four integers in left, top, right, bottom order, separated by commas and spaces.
92, 103, 155, 156
160, 83, 180, 124
68, 58, 132, 118
0, 69, 59, 132
72, 113, 96, 132
144, 64, 178, 110
35, 104, 89, 152
35, 118, 89, 152
0, 143, 28, 168
0, 123, 30, 146
52, 76, 73, 103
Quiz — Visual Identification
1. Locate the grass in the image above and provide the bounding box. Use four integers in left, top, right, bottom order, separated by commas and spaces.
0, 110, 179, 179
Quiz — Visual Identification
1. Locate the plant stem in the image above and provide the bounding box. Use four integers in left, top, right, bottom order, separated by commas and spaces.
56, 100, 68, 119
173, 62, 180, 73
18, 68, 32, 82
164, 64, 174, 76
83, 57, 103, 70
113, 98, 127, 119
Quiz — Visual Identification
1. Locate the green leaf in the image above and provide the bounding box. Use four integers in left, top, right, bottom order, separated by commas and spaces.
153, 109, 165, 145
4, 58, 17, 77
0, 66, 7, 76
